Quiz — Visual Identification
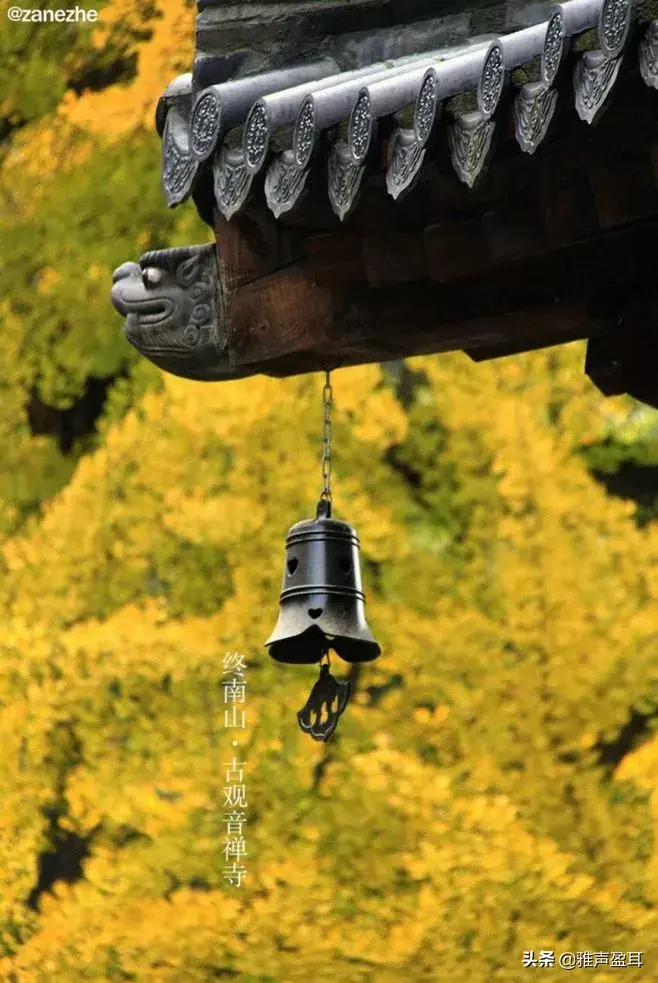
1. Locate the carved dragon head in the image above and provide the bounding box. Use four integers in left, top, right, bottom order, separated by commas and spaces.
110, 244, 229, 380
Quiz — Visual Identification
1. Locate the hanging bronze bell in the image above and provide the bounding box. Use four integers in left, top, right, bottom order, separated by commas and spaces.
265, 500, 381, 665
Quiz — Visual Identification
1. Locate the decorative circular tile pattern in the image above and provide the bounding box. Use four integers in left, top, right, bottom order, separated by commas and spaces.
541, 10, 565, 85
294, 98, 316, 168
190, 91, 221, 160
414, 71, 439, 145
244, 103, 270, 172
477, 43, 505, 119
349, 91, 373, 163
599, 0, 632, 58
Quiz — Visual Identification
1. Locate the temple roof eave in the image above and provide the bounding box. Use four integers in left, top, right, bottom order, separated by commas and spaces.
156, 0, 657, 223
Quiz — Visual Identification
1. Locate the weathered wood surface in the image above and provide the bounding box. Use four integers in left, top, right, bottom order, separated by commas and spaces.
215, 209, 658, 373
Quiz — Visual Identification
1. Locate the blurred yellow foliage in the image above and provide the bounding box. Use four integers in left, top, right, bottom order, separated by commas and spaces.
62, 0, 196, 136
0, 348, 656, 981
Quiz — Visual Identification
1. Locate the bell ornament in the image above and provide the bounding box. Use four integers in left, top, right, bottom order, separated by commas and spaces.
265, 507, 381, 665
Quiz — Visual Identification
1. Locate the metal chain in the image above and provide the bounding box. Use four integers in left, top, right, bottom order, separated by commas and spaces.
320, 369, 333, 505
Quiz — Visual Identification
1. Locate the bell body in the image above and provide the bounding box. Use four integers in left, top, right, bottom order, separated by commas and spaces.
266, 516, 381, 664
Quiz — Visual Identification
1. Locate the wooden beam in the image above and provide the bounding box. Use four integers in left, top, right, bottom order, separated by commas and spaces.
212, 208, 658, 377
228, 300, 599, 378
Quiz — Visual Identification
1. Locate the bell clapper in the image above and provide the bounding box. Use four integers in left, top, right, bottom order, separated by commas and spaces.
297, 647, 352, 743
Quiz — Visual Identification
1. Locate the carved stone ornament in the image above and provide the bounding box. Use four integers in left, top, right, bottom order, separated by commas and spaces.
349, 91, 374, 164
213, 145, 253, 221
161, 108, 200, 207
573, 50, 622, 125
447, 111, 496, 188
386, 128, 428, 201
639, 21, 658, 90
264, 151, 310, 218
598, 0, 632, 59
541, 9, 565, 85
328, 142, 366, 221
244, 102, 270, 173
513, 81, 558, 154
190, 90, 222, 161
110, 245, 229, 381
346, 92, 374, 167
477, 42, 505, 120
414, 70, 439, 146
295, 97, 317, 168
